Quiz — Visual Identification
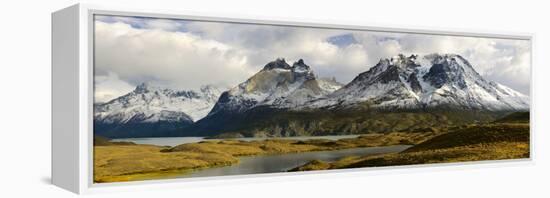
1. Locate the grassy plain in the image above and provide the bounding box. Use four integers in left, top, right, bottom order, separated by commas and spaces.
290, 123, 530, 171
94, 132, 434, 183
95, 112, 530, 183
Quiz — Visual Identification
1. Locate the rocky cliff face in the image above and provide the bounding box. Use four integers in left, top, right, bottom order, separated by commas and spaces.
207, 58, 341, 116
192, 54, 529, 137
305, 54, 529, 111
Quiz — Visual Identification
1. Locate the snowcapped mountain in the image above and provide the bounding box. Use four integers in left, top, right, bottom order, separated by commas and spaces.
189, 54, 529, 137
306, 54, 529, 111
207, 58, 341, 116
318, 77, 344, 93
94, 82, 223, 138
98, 55, 528, 138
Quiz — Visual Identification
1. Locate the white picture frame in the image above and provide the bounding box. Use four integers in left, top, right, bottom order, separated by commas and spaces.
52, 3, 534, 194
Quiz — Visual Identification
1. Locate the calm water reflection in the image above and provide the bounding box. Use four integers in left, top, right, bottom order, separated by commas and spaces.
180, 145, 411, 178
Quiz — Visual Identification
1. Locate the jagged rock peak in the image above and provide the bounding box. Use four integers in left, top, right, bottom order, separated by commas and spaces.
134, 82, 164, 93
291, 59, 312, 73
263, 58, 291, 70
388, 54, 420, 68
294, 59, 305, 66
313, 53, 529, 111
424, 53, 467, 65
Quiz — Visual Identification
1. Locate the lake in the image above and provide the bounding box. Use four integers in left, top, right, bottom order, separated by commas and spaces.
111, 136, 410, 179
179, 145, 411, 178
113, 135, 362, 147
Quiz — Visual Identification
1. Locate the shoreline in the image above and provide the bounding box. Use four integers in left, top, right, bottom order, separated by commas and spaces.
94, 132, 435, 183
94, 122, 529, 183
290, 123, 530, 172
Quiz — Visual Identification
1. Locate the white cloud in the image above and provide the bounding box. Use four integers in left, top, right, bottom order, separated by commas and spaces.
185, 21, 371, 83
351, 32, 531, 94
94, 21, 256, 100
94, 72, 135, 103
94, 16, 531, 101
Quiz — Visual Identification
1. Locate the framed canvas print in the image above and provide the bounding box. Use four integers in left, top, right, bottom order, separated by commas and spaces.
52, 4, 533, 194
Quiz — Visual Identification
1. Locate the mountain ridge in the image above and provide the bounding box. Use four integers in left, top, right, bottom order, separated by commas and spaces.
95, 54, 529, 138
206, 58, 342, 117
304, 53, 528, 111
94, 82, 223, 138
188, 54, 528, 137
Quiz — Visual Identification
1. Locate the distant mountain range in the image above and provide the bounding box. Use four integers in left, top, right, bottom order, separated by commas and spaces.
206, 58, 343, 116
94, 83, 223, 138
94, 54, 529, 138
305, 54, 528, 110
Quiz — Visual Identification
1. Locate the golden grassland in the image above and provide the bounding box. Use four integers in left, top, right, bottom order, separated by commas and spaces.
94, 120, 530, 183
290, 123, 530, 172
291, 142, 528, 171
94, 132, 434, 183
93, 145, 238, 182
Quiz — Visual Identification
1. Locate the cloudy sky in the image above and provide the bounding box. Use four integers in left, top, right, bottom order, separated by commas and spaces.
94, 15, 531, 103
